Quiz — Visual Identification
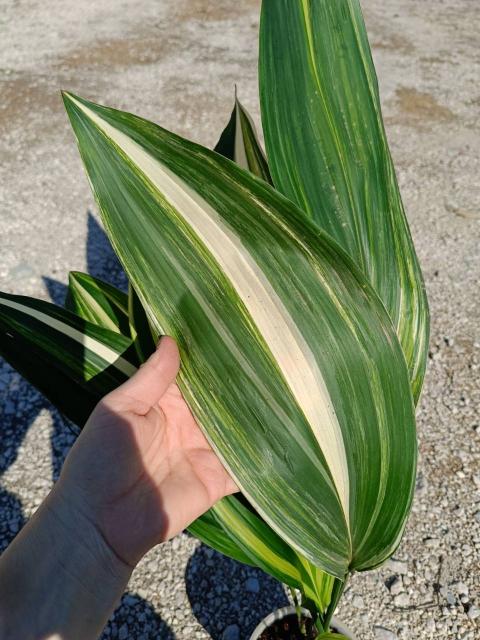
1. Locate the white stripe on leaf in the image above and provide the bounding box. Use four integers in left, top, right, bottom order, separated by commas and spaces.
67, 94, 350, 523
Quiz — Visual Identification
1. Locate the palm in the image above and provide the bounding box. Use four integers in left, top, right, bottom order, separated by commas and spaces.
59, 338, 237, 567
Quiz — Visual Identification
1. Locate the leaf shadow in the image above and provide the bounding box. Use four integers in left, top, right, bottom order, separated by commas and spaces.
86, 211, 128, 290
185, 543, 289, 639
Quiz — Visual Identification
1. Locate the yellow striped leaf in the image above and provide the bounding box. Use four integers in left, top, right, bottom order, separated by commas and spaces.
259, 0, 429, 403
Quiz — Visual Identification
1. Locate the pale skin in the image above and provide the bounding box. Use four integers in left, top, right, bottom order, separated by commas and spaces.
0, 337, 237, 640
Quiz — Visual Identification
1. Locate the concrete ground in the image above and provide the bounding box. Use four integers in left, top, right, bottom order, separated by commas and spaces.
0, 0, 479, 638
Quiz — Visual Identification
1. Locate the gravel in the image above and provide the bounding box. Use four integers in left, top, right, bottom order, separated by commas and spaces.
1, 0, 479, 638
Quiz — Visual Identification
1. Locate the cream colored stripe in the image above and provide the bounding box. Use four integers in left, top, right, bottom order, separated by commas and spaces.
0, 296, 136, 377
67, 95, 350, 522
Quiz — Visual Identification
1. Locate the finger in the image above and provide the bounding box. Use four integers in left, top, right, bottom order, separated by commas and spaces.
105, 336, 180, 414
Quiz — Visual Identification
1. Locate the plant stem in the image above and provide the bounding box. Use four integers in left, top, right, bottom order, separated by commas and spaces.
322, 574, 348, 632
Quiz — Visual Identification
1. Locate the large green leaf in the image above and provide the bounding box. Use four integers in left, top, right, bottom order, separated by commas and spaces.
0, 291, 136, 427
214, 92, 272, 184
259, 0, 429, 403
63, 92, 416, 578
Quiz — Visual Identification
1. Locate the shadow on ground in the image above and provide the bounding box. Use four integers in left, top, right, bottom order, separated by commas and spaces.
186, 543, 289, 639
0, 212, 174, 638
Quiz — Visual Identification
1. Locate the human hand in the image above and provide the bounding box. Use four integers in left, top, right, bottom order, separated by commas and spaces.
54, 336, 237, 568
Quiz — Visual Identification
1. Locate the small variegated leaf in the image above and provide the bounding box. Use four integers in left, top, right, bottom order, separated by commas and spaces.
210, 496, 335, 608
0, 291, 136, 427
66, 271, 131, 335
215, 92, 272, 184
63, 92, 416, 578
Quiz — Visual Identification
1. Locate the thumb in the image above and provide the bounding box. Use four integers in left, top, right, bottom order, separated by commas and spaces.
105, 336, 180, 414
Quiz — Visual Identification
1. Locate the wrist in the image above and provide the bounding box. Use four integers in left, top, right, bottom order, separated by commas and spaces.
46, 482, 133, 598
0, 484, 133, 640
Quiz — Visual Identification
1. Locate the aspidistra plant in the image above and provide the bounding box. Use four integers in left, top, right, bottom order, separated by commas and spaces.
0, 1, 428, 637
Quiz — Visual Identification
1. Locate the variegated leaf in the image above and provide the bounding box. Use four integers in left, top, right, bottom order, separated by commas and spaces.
63, 92, 416, 578
209, 496, 335, 609
66, 271, 130, 335
215, 91, 272, 184
0, 291, 136, 427
259, 0, 429, 403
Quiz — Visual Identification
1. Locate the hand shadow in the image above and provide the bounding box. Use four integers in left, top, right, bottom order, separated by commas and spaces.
186, 543, 289, 640
102, 593, 175, 640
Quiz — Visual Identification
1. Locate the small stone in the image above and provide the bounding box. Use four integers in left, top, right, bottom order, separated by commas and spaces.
373, 626, 397, 640
122, 594, 137, 607
147, 560, 157, 573
440, 586, 456, 605
8, 520, 19, 534
118, 624, 128, 640
222, 624, 240, 640
245, 577, 260, 593
393, 593, 410, 607
389, 577, 403, 596
425, 618, 436, 632
387, 559, 408, 575
352, 594, 365, 609
4, 400, 15, 415
467, 605, 480, 620
452, 581, 469, 596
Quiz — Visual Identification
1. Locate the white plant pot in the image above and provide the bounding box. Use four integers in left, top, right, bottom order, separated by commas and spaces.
249, 605, 356, 640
